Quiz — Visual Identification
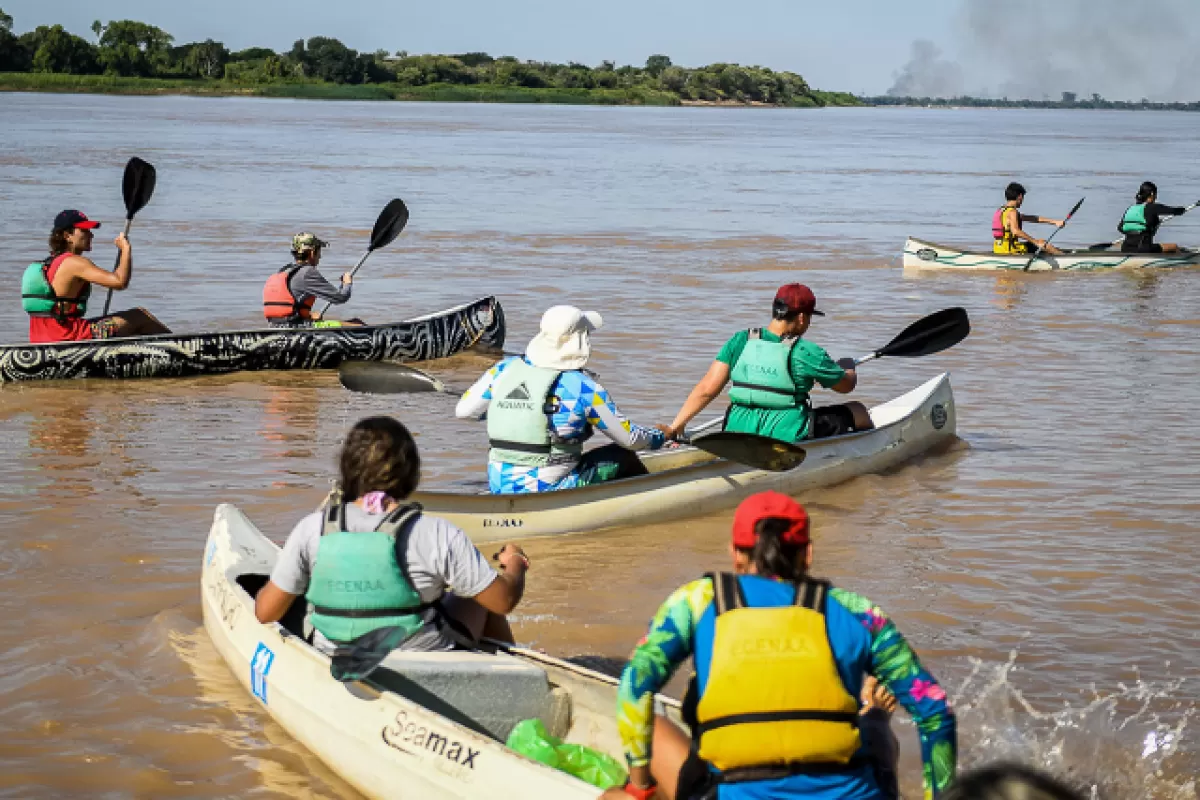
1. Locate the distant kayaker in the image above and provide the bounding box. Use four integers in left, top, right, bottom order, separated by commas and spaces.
658, 284, 873, 445
455, 305, 666, 494
254, 416, 528, 656
23, 210, 171, 344
262, 232, 364, 327
1118, 181, 1189, 254
993, 182, 1065, 255
603, 491, 957, 800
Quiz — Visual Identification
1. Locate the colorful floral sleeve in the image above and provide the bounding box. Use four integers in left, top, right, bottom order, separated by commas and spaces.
615, 578, 714, 767
830, 588, 957, 798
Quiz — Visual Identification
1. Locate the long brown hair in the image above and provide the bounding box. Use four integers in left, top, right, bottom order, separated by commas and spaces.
48, 229, 71, 256
338, 416, 421, 501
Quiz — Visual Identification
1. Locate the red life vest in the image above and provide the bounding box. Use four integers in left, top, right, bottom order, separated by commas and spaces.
263, 265, 314, 321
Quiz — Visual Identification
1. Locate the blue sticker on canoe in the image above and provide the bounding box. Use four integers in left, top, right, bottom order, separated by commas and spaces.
205, 539, 217, 566
251, 642, 275, 703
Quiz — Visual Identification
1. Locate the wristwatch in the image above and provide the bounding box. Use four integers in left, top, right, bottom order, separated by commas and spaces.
623, 778, 658, 800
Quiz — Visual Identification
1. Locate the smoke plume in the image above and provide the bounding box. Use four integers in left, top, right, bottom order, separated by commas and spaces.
887, 0, 1200, 101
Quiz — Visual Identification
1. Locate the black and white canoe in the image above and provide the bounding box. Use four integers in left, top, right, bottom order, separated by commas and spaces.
0, 296, 505, 384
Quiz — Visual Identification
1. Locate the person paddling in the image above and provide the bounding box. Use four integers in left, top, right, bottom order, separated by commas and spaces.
1118, 181, 1190, 254
23, 210, 171, 344
262, 232, 364, 328
992, 183, 1065, 255
455, 305, 665, 494
254, 416, 528, 658
659, 284, 872, 445
603, 491, 957, 800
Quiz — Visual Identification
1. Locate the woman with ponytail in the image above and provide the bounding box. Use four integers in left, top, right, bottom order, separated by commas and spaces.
1118, 181, 1190, 254
607, 491, 956, 800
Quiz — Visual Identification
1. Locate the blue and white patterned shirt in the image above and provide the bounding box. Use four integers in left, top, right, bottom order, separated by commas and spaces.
455, 357, 665, 494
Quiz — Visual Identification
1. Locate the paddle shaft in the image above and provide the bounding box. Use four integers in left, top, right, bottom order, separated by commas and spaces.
101, 216, 134, 316
317, 248, 371, 317
1024, 197, 1084, 271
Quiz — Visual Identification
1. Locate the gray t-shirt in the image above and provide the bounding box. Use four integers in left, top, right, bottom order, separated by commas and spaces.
270, 504, 498, 652
287, 264, 351, 305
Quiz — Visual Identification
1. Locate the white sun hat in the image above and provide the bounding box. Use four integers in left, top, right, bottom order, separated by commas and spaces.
524, 305, 604, 370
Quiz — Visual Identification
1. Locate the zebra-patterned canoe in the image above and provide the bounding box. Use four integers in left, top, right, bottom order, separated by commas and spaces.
902, 237, 1200, 272
0, 296, 504, 384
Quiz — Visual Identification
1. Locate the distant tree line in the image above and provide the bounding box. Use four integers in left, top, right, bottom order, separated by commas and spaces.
867, 94, 1200, 112
0, 9, 854, 106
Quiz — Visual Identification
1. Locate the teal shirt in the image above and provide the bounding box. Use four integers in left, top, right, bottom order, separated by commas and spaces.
717, 329, 846, 441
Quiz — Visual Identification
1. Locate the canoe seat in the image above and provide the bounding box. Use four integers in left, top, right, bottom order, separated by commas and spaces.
371, 649, 555, 742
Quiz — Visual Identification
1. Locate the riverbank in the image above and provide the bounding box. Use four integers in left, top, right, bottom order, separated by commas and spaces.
0, 72, 862, 107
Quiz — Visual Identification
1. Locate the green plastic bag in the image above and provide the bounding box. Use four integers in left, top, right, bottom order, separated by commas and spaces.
506, 719, 627, 790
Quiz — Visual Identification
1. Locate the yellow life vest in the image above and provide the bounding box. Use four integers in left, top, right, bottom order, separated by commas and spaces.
695, 572, 861, 773
992, 207, 1033, 254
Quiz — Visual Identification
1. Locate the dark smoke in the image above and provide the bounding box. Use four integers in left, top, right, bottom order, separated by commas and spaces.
888, 0, 1200, 101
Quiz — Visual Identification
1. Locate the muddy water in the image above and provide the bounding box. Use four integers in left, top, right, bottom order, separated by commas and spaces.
1, 95, 1199, 797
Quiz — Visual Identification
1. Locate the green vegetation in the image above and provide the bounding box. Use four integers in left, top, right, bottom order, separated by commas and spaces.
0, 8, 859, 107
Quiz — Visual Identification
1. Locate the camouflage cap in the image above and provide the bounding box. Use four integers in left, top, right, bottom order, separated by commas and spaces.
291, 232, 329, 252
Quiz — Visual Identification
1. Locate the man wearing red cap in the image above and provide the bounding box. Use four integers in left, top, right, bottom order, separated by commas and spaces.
659, 284, 872, 445
22, 210, 170, 343
608, 491, 956, 800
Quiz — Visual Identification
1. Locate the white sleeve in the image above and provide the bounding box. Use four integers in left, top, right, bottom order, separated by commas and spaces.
454, 363, 503, 419
435, 519, 501, 598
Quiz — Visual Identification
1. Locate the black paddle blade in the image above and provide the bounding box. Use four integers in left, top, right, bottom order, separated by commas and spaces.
876, 307, 970, 360
368, 198, 409, 252
121, 157, 156, 219
690, 431, 806, 472
339, 360, 447, 395
1065, 197, 1085, 219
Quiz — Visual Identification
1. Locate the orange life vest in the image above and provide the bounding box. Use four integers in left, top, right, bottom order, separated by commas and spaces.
262, 265, 314, 321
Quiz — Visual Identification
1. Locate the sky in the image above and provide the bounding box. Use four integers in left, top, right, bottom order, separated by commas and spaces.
4, 0, 1197, 100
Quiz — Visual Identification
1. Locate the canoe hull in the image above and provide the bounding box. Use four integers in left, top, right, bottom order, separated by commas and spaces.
902, 237, 1200, 272
201, 504, 675, 799
0, 296, 504, 383
413, 373, 958, 544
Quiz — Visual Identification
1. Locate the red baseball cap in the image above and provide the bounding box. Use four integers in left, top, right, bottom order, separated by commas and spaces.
54, 210, 101, 231
774, 283, 823, 317
731, 491, 810, 549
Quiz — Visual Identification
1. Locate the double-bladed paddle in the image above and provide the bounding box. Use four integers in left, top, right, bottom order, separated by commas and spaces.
1087, 199, 1200, 250
101, 157, 157, 316
682, 306, 971, 463
1022, 197, 1084, 271
317, 198, 409, 318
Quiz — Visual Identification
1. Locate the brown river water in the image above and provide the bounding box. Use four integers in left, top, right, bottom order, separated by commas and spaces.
1, 95, 1199, 797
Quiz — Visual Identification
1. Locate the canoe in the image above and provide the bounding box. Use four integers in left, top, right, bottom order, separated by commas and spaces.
202, 503, 683, 799
0, 296, 505, 384
412, 373, 957, 545
902, 237, 1200, 272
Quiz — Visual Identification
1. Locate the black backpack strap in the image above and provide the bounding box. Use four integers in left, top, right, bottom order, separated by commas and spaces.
707, 571, 744, 617
321, 501, 346, 536
794, 577, 832, 614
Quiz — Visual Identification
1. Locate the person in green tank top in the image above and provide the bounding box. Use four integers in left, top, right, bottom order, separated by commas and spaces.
255, 417, 530, 663
659, 284, 873, 444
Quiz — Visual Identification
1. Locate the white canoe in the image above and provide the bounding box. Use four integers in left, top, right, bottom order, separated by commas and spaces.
902, 237, 1200, 272
202, 503, 683, 799
413, 373, 957, 545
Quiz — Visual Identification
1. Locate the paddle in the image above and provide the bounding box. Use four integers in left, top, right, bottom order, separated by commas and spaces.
680, 430, 807, 472
1088, 200, 1200, 250
1022, 197, 1084, 271
339, 361, 460, 395
101, 157, 157, 316
317, 198, 409, 318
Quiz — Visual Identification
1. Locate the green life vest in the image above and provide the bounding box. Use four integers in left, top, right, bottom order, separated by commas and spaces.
21, 255, 89, 318
486, 359, 584, 466
729, 330, 804, 411
306, 502, 432, 644
1119, 204, 1148, 235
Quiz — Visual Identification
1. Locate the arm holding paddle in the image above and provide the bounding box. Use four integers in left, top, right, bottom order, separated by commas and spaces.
61, 232, 132, 290
1023, 197, 1084, 270
658, 360, 730, 440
